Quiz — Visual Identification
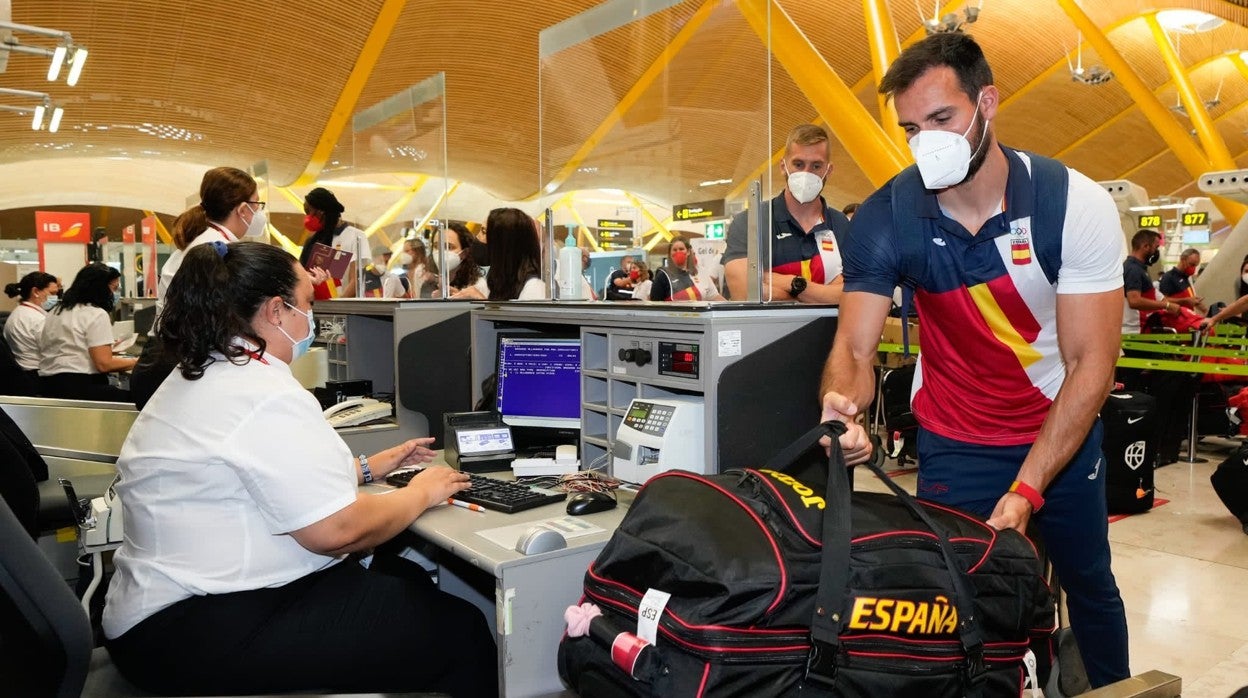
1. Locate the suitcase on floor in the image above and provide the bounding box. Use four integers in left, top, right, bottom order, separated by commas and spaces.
878, 364, 918, 466
558, 422, 1054, 697
1100, 391, 1157, 515
1212, 443, 1248, 534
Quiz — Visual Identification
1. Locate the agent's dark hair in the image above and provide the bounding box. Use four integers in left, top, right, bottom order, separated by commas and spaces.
56, 263, 120, 314
1239, 255, 1248, 299
879, 32, 993, 104
437, 223, 484, 289
842, 202, 860, 217
172, 167, 257, 249
158, 241, 301, 381
1131, 229, 1160, 250
4, 271, 57, 301
299, 187, 346, 267
485, 208, 542, 301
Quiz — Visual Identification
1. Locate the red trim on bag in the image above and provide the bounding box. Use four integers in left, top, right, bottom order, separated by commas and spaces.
695, 663, 711, 697
915, 500, 998, 572
586, 566, 806, 636
849, 634, 962, 647
854, 529, 938, 544
846, 650, 963, 663
745, 468, 821, 546
657, 471, 789, 615
584, 588, 810, 655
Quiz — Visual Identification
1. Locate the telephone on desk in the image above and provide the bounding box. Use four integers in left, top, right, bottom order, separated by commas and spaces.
324, 397, 393, 428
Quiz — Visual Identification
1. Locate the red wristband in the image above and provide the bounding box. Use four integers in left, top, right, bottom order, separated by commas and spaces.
1008, 480, 1044, 513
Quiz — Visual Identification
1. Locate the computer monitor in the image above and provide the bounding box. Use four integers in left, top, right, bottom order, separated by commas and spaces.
495, 333, 581, 431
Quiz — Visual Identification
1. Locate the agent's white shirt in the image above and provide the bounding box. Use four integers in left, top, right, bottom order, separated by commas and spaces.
103, 348, 356, 638
38, 304, 113, 376
3, 302, 47, 370
155, 226, 235, 332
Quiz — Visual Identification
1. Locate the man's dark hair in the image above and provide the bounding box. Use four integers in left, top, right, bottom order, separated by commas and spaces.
879, 32, 993, 103
1131, 229, 1160, 250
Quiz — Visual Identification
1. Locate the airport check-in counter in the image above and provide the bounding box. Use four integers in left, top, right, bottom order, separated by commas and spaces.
471, 302, 839, 476
313, 299, 479, 454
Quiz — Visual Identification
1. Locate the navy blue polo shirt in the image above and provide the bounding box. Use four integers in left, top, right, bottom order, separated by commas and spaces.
723, 193, 850, 286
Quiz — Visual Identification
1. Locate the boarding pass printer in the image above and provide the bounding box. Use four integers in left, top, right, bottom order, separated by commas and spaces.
611, 397, 706, 484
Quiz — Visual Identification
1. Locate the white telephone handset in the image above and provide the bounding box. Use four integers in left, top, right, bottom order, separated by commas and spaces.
324, 398, 393, 428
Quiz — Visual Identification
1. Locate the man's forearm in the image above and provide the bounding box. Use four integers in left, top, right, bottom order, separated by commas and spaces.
820, 336, 877, 413
1014, 354, 1115, 493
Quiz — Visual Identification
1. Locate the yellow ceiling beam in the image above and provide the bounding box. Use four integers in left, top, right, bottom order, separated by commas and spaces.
1145, 13, 1236, 171
738, 0, 908, 188
411, 180, 461, 239
361, 175, 428, 240
1119, 97, 1248, 180
542, 0, 718, 195
140, 210, 172, 246
724, 1, 958, 202
265, 225, 302, 257
624, 192, 672, 243
862, 0, 907, 151
1054, 0, 1246, 225
1053, 52, 1232, 160
285, 0, 411, 188
556, 199, 602, 253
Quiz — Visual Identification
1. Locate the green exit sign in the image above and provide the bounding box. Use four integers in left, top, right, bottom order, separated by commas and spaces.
705, 221, 726, 239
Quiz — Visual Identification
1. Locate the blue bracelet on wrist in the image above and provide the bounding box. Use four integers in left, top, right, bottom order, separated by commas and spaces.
359, 454, 374, 484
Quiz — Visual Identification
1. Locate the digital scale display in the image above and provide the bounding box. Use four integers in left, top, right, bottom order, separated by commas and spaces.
456, 427, 514, 455
628, 404, 651, 420
658, 341, 700, 379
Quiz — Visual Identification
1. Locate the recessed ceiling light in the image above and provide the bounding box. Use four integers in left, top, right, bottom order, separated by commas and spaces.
1156, 10, 1224, 34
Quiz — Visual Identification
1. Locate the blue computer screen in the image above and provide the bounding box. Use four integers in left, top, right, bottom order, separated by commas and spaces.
495, 336, 581, 428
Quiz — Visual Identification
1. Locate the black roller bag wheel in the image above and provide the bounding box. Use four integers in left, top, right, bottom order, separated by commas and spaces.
558, 422, 1054, 697
1212, 442, 1248, 534
1100, 391, 1157, 515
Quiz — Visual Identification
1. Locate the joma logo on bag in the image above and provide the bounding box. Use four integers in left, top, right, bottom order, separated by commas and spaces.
846, 595, 959, 635
759, 469, 826, 509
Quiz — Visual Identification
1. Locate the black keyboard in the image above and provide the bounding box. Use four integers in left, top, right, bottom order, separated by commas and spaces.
385, 469, 566, 514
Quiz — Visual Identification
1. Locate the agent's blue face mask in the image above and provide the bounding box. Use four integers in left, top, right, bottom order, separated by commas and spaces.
277, 302, 315, 360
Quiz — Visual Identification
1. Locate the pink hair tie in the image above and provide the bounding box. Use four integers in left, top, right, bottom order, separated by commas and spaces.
564, 602, 602, 637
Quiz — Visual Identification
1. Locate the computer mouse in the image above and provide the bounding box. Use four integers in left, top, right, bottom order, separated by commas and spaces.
515, 526, 567, 555
566, 491, 617, 516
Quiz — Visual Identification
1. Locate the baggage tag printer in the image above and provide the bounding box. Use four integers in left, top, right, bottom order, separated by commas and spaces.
444, 411, 516, 473
611, 397, 706, 484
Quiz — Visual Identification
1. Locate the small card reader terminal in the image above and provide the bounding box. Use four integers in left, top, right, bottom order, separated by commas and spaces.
612, 397, 705, 484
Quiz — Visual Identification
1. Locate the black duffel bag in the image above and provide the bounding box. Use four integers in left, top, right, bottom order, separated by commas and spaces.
558, 422, 1054, 696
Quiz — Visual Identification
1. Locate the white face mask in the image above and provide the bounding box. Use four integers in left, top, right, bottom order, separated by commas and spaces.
908, 92, 988, 190
1241, 273, 1248, 286
241, 203, 268, 238
442, 250, 462, 274
785, 167, 825, 205
277, 302, 316, 360
398, 252, 414, 266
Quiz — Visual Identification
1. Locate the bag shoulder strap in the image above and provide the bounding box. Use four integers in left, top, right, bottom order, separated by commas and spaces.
890, 168, 926, 358
1026, 152, 1069, 286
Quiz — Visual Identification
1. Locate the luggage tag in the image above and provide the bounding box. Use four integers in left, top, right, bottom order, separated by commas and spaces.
637, 587, 672, 645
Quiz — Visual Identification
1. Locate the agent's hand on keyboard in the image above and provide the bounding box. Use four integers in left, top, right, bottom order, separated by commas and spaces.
411, 467, 472, 510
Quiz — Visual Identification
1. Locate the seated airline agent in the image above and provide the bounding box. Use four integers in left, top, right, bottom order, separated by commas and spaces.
102, 241, 497, 696
38, 263, 136, 402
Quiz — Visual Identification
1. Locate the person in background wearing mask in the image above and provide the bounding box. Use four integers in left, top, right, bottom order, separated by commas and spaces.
604, 255, 636, 300
435, 222, 487, 298
134, 167, 275, 409
820, 32, 1129, 687
721, 124, 851, 302
39, 263, 137, 402
1158, 247, 1205, 316
1202, 255, 1248, 325
1122, 229, 1180, 334
102, 241, 496, 696
299, 187, 368, 298
630, 261, 652, 301
4, 271, 59, 381
362, 247, 407, 298
649, 237, 706, 301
